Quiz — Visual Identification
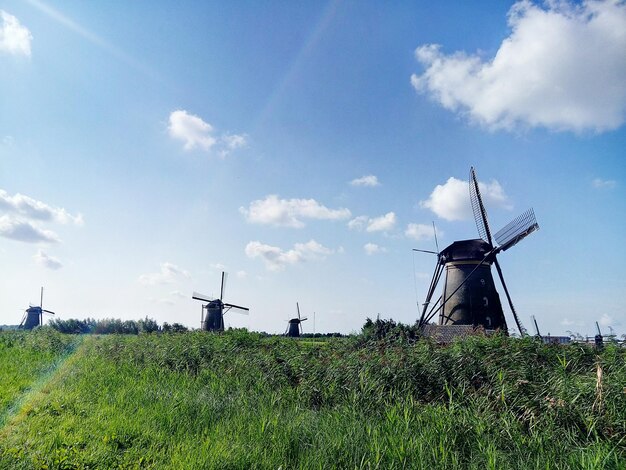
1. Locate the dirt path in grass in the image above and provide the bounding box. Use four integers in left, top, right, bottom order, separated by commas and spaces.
0, 336, 86, 434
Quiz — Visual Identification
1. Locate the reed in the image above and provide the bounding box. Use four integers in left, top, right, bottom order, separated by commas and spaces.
0, 330, 623, 469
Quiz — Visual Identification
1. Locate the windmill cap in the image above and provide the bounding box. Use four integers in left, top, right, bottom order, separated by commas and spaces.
440, 239, 493, 263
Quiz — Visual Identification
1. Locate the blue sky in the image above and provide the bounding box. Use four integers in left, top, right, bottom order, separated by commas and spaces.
1, 0, 624, 336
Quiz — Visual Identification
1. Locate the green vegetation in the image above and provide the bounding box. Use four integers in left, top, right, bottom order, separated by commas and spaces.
48, 317, 169, 335
0, 330, 79, 428
0, 329, 624, 469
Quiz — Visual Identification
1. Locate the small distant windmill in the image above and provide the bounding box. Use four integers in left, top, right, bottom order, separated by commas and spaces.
285, 302, 307, 337
192, 272, 249, 331
20, 287, 55, 330
417, 167, 539, 335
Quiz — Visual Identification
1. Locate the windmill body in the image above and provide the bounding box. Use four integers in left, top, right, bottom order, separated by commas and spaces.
439, 239, 506, 330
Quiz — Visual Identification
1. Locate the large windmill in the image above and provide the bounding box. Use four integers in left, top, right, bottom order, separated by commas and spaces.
20, 287, 55, 330
417, 167, 539, 335
285, 302, 308, 337
192, 272, 249, 331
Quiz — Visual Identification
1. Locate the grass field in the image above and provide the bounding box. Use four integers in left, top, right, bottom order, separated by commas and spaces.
0, 329, 624, 469
0, 330, 79, 429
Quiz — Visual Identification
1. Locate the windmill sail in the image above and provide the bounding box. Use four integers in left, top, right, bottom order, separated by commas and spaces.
223, 303, 250, 314
469, 167, 494, 245
494, 208, 539, 252
192, 291, 214, 302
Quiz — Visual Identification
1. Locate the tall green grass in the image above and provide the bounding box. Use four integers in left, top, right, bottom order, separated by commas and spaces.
0, 331, 624, 469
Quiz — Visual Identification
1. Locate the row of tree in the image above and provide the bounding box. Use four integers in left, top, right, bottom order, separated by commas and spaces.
48, 317, 188, 335
46, 317, 350, 336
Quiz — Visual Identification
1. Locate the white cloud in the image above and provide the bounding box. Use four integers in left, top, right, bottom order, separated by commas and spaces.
560, 318, 583, 327
350, 175, 380, 187
245, 239, 333, 271
0, 215, 60, 243
138, 262, 191, 285
347, 215, 368, 231
405, 223, 439, 241
218, 134, 248, 158
411, 0, 626, 132
168, 110, 247, 157
236, 270, 248, 279
240, 195, 351, 228
168, 110, 216, 151
221, 133, 247, 150
364, 243, 386, 255
420, 177, 511, 221
33, 249, 62, 270
0, 189, 83, 225
348, 212, 397, 232
592, 178, 616, 189
0, 11, 32, 57
366, 212, 397, 232
169, 290, 187, 299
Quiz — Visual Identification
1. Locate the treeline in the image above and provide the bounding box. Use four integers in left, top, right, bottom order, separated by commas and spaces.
47, 318, 346, 337
48, 317, 188, 335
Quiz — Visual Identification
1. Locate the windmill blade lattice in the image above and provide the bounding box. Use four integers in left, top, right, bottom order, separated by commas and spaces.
469, 167, 494, 245
494, 208, 539, 252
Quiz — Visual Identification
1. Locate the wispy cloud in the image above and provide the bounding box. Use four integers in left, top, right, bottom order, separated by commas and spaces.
350, 175, 380, 187
240, 195, 351, 228
138, 262, 191, 285
420, 177, 510, 221
0, 10, 32, 56
0, 215, 59, 243
219, 133, 248, 157
405, 223, 439, 241
364, 243, 386, 255
0, 189, 83, 225
168, 110, 247, 157
592, 178, 617, 190
33, 249, 62, 270
599, 313, 619, 327
245, 239, 333, 271
348, 212, 397, 232
152, 290, 187, 306
412, 0, 626, 132
560, 318, 583, 327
